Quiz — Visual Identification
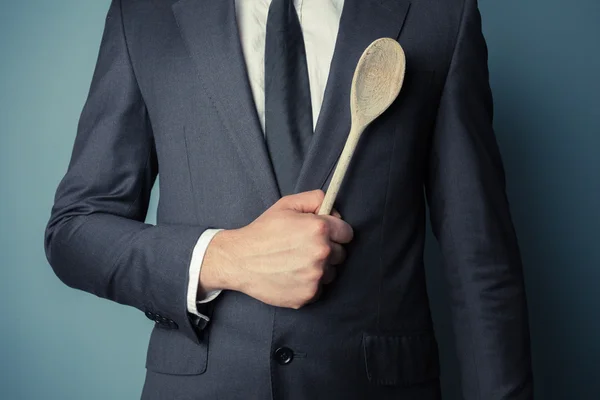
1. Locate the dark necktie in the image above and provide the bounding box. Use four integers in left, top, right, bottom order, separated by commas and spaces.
264, 0, 314, 197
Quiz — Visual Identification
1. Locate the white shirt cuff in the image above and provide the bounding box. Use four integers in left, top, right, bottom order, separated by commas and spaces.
187, 228, 224, 319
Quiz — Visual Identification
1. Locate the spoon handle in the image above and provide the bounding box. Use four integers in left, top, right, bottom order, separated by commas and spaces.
318, 123, 365, 215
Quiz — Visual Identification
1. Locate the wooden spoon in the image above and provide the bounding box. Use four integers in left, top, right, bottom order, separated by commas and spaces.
318, 38, 407, 215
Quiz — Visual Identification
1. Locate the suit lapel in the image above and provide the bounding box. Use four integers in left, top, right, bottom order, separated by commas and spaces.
172, 0, 281, 207
294, 0, 411, 194
172, 0, 411, 204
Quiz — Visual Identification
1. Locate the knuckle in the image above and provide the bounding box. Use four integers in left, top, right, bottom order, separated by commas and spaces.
313, 219, 329, 236
313, 243, 331, 261
304, 291, 314, 303
310, 266, 324, 282
305, 284, 319, 300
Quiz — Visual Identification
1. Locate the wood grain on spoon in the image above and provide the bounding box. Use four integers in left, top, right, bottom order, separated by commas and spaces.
318, 38, 406, 215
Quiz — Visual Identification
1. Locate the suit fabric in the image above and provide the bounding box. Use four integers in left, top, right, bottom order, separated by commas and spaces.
44, 0, 533, 399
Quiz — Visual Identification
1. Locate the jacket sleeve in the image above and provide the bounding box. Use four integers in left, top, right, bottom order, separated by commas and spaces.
44, 0, 211, 345
424, 0, 533, 397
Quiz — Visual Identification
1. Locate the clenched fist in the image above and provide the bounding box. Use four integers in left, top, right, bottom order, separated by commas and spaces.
199, 189, 354, 309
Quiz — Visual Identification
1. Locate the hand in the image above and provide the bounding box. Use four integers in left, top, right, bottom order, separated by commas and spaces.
200, 189, 353, 309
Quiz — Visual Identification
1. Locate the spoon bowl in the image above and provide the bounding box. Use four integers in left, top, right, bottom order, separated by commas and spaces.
318, 38, 407, 215
351, 38, 406, 127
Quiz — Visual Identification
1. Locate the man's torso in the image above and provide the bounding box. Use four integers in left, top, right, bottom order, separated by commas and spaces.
124, 0, 464, 398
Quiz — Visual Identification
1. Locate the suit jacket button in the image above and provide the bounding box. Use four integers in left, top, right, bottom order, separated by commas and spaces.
274, 347, 294, 365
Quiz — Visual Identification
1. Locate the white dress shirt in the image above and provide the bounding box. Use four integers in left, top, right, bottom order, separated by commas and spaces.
187, 0, 345, 320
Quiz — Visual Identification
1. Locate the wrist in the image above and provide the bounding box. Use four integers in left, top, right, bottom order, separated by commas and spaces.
199, 228, 243, 293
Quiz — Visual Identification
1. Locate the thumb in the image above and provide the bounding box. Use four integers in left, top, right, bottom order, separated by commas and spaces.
275, 189, 325, 214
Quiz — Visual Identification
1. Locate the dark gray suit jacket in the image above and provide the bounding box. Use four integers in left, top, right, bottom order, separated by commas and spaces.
44, 0, 533, 398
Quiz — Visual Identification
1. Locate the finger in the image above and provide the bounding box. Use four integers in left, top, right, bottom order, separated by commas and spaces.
320, 215, 354, 244
321, 264, 337, 284
327, 242, 346, 265
276, 189, 325, 214
331, 208, 342, 219
306, 284, 323, 304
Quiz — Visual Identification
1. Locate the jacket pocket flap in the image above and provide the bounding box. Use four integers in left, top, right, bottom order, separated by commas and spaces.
145, 325, 209, 375
363, 331, 440, 386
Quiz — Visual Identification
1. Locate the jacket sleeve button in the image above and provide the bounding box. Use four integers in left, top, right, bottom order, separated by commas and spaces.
144, 311, 156, 321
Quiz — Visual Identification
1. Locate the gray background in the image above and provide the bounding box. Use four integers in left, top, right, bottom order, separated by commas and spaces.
1, 0, 598, 398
